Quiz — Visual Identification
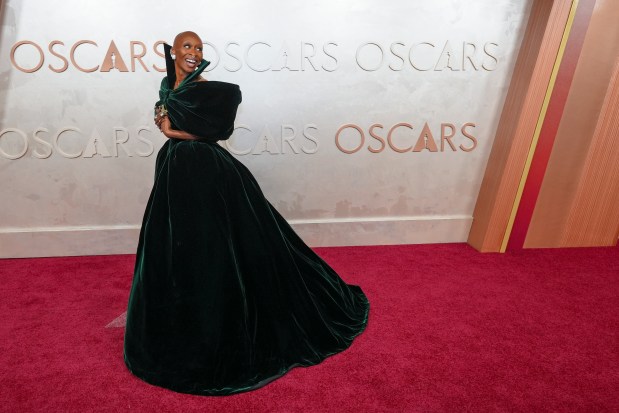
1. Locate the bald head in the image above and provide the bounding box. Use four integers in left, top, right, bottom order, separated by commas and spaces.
173, 31, 202, 48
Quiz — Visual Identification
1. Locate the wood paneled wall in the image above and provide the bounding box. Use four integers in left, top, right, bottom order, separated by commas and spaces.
559, 57, 619, 246
524, 0, 619, 247
467, 0, 575, 252
469, 0, 619, 251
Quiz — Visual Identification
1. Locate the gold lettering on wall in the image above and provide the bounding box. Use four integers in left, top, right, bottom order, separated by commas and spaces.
333, 122, 479, 154
441, 123, 457, 151
388, 123, 415, 153
152, 41, 166, 72
413, 123, 438, 152
335, 124, 365, 154
10, 41, 44, 73
70, 40, 99, 72
48, 41, 69, 73
368, 124, 386, 153
459, 123, 477, 152
100, 41, 129, 72
130, 41, 149, 72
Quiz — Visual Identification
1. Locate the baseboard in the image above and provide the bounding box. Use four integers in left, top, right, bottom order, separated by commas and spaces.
0, 225, 141, 259
0, 216, 472, 258
290, 215, 472, 247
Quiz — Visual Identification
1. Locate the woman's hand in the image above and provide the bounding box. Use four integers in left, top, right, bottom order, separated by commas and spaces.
154, 108, 166, 131
154, 112, 201, 141
158, 116, 174, 138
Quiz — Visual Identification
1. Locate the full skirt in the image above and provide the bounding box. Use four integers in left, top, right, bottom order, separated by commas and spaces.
123, 139, 369, 395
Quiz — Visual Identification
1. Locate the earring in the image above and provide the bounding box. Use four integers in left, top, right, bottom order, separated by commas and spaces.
170, 54, 176, 60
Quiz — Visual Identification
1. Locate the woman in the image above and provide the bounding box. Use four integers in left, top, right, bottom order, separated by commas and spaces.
124, 31, 369, 396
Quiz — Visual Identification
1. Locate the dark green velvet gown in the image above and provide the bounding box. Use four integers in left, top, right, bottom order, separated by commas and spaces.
123, 45, 369, 396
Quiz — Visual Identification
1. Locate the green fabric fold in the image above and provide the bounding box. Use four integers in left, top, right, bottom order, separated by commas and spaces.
156, 43, 241, 141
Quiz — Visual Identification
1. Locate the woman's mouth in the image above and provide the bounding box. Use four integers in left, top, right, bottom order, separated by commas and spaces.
185, 58, 197, 68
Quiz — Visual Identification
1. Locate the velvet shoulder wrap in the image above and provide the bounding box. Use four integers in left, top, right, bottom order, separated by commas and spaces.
156, 43, 242, 142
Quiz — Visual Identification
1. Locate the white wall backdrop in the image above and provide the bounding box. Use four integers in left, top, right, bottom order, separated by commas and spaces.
0, 0, 532, 257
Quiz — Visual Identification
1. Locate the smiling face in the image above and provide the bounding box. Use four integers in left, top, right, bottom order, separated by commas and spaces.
171, 31, 204, 75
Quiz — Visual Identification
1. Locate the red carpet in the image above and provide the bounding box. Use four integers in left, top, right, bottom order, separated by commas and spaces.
1, 244, 617, 412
